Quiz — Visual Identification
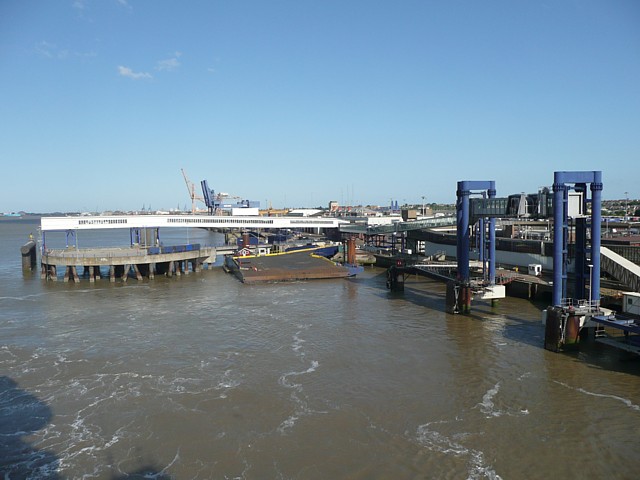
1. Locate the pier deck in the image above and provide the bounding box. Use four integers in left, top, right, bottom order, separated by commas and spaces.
41, 245, 215, 282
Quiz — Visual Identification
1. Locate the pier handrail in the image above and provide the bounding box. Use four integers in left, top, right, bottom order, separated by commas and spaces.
40, 214, 348, 232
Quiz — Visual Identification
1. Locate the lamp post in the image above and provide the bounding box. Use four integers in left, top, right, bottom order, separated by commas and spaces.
422, 196, 426, 216
625, 191, 629, 222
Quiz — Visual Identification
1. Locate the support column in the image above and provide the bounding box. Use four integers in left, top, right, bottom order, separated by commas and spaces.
122, 264, 130, 282
575, 216, 587, 300
478, 218, 485, 277
487, 185, 496, 285
73, 266, 80, 283
456, 182, 470, 283
133, 264, 143, 281
552, 180, 567, 306
591, 174, 603, 306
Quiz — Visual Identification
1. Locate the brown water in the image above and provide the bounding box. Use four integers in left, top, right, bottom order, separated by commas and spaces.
2, 219, 639, 479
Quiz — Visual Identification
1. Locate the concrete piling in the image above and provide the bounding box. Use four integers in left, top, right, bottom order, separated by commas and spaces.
21, 240, 37, 270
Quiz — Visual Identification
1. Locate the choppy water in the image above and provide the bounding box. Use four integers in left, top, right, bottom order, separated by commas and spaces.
1, 219, 639, 479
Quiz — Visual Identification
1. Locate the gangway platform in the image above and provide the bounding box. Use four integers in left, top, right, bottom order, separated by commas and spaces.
590, 314, 640, 355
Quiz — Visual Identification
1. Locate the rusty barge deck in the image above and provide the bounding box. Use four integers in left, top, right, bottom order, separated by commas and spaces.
225, 250, 350, 284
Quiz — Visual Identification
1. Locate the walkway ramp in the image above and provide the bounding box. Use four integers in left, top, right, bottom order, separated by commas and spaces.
601, 246, 640, 293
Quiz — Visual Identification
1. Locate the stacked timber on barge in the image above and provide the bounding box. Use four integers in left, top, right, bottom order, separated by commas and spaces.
41, 243, 215, 282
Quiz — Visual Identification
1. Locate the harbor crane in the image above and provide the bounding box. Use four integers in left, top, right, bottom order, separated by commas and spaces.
201, 179, 246, 215
181, 168, 205, 213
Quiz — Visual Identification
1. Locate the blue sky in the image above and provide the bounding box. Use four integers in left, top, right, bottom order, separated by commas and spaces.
1, 0, 639, 213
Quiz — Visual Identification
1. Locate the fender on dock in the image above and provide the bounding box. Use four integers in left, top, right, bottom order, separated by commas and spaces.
446, 281, 471, 314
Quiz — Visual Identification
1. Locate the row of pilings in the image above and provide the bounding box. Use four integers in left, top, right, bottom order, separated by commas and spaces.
41, 259, 206, 283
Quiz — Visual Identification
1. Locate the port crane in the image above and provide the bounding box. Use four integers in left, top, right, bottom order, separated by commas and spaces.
200, 179, 245, 215
181, 168, 206, 213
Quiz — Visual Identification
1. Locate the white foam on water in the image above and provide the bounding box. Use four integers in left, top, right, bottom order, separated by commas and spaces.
416, 422, 469, 456
278, 360, 319, 390
555, 380, 640, 411
292, 332, 306, 353
476, 382, 502, 417
215, 369, 241, 391
277, 326, 323, 433
0, 291, 55, 302
278, 414, 299, 433
103, 423, 130, 449
468, 450, 503, 480
475, 381, 529, 418
416, 421, 503, 480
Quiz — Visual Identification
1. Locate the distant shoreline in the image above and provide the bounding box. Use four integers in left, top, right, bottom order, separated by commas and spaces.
0, 215, 40, 221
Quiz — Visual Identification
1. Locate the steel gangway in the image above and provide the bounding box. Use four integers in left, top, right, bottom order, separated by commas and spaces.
600, 246, 640, 293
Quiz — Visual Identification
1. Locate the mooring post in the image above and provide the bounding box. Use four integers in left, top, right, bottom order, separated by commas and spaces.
446, 281, 459, 314
385, 264, 405, 292
21, 240, 37, 270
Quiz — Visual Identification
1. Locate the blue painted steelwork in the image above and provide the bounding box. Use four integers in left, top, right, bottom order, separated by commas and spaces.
201, 180, 214, 213
456, 181, 496, 284
551, 171, 602, 307
148, 244, 201, 255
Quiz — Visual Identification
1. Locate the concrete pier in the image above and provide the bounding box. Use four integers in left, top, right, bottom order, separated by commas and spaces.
41, 244, 216, 282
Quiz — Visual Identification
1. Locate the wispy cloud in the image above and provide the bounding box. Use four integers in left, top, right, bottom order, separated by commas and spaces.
156, 52, 182, 72
116, 0, 132, 10
117, 66, 152, 80
36, 41, 69, 59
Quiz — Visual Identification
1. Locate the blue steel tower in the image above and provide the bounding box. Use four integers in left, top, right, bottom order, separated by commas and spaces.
552, 171, 602, 307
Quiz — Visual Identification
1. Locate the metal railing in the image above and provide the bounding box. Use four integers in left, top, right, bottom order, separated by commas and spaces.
560, 298, 601, 311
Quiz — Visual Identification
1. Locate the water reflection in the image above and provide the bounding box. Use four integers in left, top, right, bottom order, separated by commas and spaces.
0, 376, 59, 478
